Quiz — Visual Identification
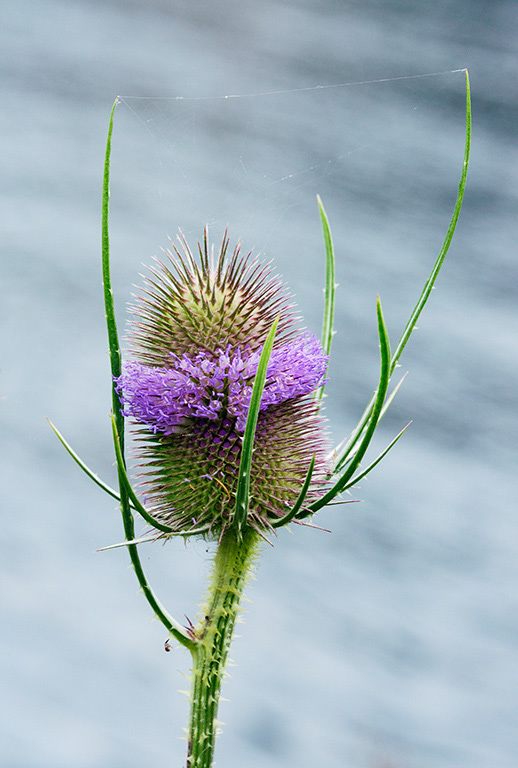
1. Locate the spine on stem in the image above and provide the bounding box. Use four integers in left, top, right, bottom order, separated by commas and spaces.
187, 528, 259, 768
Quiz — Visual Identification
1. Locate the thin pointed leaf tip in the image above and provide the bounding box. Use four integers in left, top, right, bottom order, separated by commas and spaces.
114, 230, 330, 538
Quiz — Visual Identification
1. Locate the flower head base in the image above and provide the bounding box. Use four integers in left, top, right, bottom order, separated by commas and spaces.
115, 231, 329, 538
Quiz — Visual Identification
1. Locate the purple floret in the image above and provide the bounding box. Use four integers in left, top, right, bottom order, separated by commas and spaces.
115, 333, 328, 435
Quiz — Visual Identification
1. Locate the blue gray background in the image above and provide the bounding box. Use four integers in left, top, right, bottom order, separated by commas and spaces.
1, 1, 517, 767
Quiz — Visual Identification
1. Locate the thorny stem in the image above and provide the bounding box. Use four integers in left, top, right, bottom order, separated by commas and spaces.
187, 528, 259, 767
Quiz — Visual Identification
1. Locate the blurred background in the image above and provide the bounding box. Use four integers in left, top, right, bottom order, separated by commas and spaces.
1, 1, 517, 766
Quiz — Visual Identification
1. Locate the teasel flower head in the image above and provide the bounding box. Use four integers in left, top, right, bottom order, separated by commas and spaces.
114, 230, 330, 539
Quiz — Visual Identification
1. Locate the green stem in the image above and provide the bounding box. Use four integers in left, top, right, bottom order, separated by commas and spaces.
187, 528, 259, 768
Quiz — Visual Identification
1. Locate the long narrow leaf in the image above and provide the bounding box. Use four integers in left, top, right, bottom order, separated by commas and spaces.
331, 372, 408, 475
271, 456, 316, 528
101, 99, 195, 652
379, 372, 408, 420
315, 196, 336, 402
48, 418, 122, 503
110, 416, 210, 537
110, 412, 176, 534
310, 296, 391, 513
97, 535, 158, 551
102, 99, 125, 443
328, 388, 377, 475
340, 422, 411, 491
97, 522, 212, 550
233, 317, 279, 536
327, 70, 471, 480
390, 69, 472, 372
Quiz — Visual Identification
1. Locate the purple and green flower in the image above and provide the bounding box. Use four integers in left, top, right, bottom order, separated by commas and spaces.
113, 234, 330, 537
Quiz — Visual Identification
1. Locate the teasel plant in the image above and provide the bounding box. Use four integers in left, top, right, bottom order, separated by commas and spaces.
50, 71, 471, 767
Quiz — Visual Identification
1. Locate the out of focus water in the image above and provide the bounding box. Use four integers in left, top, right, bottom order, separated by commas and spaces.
1, 1, 517, 767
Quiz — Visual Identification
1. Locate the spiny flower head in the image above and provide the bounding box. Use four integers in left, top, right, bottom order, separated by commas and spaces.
115, 231, 330, 538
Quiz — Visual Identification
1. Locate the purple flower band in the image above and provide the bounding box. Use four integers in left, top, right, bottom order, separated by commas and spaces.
115, 333, 328, 435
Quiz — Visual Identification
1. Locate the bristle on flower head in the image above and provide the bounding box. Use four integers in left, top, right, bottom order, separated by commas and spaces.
115, 230, 330, 538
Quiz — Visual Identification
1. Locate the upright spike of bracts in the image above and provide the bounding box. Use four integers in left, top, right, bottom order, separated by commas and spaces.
114, 230, 330, 538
